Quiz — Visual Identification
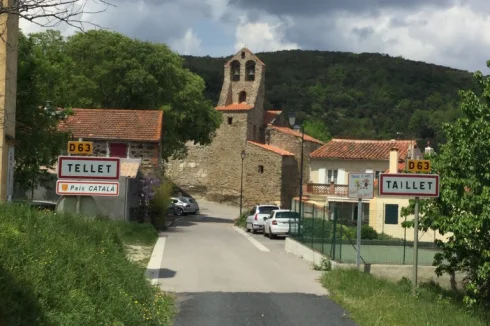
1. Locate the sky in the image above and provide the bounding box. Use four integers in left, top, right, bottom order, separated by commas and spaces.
19, 0, 490, 72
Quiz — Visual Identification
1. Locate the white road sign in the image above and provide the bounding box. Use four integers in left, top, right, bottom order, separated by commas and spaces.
56, 180, 119, 196
379, 173, 439, 197
348, 173, 374, 199
57, 156, 120, 180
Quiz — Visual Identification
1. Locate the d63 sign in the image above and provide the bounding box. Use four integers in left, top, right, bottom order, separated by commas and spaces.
68, 141, 93, 155
407, 159, 431, 173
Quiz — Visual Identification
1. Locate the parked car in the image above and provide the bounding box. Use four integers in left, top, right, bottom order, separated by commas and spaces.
245, 204, 280, 233
14, 200, 57, 212
171, 197, 198, 216
263, 209, 299, 238
181, 196, 199, 215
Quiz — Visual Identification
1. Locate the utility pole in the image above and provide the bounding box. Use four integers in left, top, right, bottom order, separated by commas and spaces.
0, 2, 19, 202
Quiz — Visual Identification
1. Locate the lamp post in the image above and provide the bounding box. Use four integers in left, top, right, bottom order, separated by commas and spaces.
288, 112, 304, 236
239, 150, 246, 217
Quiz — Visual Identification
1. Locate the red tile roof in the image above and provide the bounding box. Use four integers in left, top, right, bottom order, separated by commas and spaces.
59, 108, 163, 142
264, 110, 282, 125
310, 139, 414, 160
247, 141, 294, 156
270, 126, 324, 144
216, 103, 254, 111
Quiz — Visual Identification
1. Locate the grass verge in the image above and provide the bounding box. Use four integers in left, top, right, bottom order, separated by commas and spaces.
0, 203, 174, 325
322, 268, 489, 326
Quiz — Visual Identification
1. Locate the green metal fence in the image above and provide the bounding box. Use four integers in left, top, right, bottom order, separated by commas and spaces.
289, 202, 441, 266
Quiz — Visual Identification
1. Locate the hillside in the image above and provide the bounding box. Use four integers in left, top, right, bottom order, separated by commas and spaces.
183, 50, 479, 148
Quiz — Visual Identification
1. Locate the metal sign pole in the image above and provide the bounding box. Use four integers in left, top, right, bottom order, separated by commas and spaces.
356, 197, 362, 270
412, 196, 420, 295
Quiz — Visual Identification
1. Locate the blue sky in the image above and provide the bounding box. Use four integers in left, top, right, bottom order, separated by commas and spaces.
20, 0, 490, 72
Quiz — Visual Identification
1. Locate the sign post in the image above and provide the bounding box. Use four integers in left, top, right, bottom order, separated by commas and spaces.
379, 173, 440, 295
348, 173, 374, 270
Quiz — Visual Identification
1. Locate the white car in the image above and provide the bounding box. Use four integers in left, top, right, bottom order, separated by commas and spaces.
245, 204, 280, 233
263, 209, 299, 238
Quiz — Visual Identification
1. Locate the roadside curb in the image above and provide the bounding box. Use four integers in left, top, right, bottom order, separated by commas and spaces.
145, 236, 166, 286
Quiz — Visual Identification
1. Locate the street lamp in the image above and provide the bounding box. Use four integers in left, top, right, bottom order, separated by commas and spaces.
239, 150, 246, 217
288, 112, 305, 236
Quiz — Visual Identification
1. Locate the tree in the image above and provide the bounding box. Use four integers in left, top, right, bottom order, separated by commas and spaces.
302, 119, 331, 143
4, 0, 112, 31
402, 64, 490, 305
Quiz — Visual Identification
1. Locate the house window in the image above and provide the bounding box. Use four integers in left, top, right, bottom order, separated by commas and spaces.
327, 169, 338, 183
227, 117, 233, 125
109, 143, 128, 158
241, 51, 245, 59
385, 204, 399, 225
258, 165, 264, 173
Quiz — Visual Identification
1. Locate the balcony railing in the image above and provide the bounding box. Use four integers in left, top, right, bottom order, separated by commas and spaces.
306, 182, 349, 196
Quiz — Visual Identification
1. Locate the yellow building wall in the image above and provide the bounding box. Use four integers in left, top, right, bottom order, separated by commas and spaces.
369, 191, 449, 242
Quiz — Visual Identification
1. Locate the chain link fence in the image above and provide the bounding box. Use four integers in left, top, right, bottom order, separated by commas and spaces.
289, 200, 442, 266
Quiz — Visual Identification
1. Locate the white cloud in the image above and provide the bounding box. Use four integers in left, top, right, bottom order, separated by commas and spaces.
234, 16, 299, 53
171, 28, 202, 55
290, 4, 490, 71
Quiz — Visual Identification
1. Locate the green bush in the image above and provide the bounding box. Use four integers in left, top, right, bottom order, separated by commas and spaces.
149, 182, 173, 230
0, 204, 175, 325
361, 225, 378, 239
234, 213, 247, 228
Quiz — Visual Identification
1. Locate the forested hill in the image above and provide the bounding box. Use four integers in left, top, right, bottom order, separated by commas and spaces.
183, 50, 479, 147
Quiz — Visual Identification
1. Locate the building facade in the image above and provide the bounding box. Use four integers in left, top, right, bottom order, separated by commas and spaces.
165, 48, 323, 208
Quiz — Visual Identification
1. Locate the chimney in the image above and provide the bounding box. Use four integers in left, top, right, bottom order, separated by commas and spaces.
425, 141, 435, 156
389, 147, 399, 173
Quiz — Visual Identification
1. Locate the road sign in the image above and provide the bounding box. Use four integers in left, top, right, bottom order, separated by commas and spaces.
56, 180, 119, 196
68, 141, 93, 155
407, 159, 431, 173
57, 156, 120, 180
379, 173, 439, 197
348, 173, 374, 199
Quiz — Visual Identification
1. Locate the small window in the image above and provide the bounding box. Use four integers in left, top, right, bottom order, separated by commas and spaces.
239, 91, 246, 103
241, 51, 245, 59
109, 143, 128, 158
227, 117, 233, 125
258, 165, 264, 173
385, 204, 399, 224
230, 60, 240, 81
246, 60, 255, 81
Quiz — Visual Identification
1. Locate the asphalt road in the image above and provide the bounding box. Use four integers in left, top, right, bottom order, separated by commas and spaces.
158, 199, 357, 326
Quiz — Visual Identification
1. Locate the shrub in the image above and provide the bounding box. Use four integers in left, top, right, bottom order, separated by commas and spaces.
234, 213, 247, 228
361, 225, 378, 239
149, 182, 173, 230
0, 204, 175, 325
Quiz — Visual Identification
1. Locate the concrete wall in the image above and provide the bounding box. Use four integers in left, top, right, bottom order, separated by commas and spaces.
285, 237, 464, 290
369, 191, 450, 242
310, 158, 389, 184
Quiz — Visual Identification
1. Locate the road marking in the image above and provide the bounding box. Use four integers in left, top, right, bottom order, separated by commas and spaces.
233, 226, 270, 252
146, 236, 166, 285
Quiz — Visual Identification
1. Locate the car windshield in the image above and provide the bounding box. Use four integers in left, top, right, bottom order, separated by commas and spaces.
276, 211, 300, 219
258, 206, 279, 214
179, 197, 190, 203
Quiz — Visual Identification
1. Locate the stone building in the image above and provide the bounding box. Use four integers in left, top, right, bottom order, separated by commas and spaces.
59, 108, 164, 176
165, 48, 323, 208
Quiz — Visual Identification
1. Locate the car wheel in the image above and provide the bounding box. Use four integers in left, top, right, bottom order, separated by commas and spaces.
263, 227, 268, 236
251, 226, 257, 234
175, 207, 184, 216
270, 230, 275, 239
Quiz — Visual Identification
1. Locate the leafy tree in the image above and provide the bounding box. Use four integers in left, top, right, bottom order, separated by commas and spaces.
302, 119, 331, 142
15, 32, 71, 194
401, 64, 490, 305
